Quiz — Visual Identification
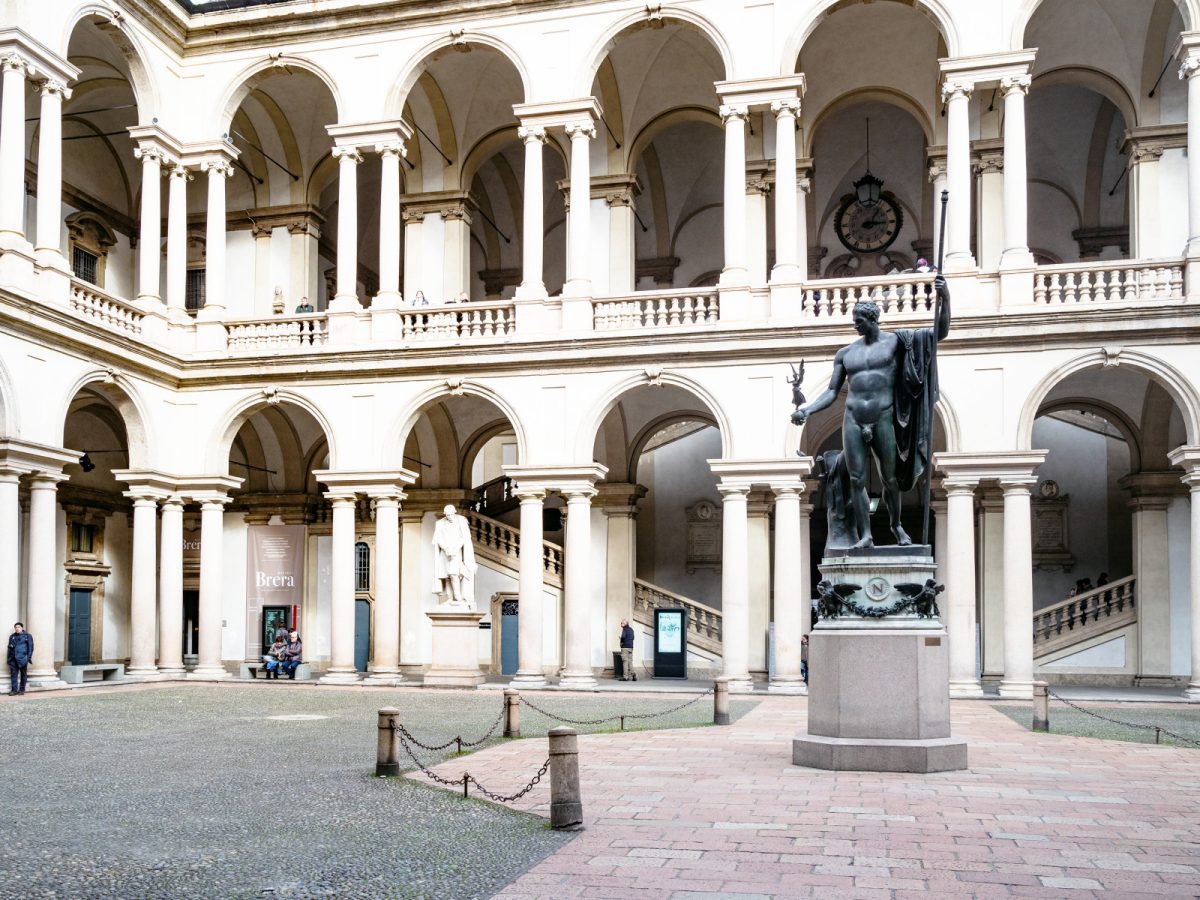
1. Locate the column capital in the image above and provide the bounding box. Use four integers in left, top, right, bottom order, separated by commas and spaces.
976, 149, 1004, 175
168, 163, 194, 181
0, 52, 29, 76
161, 494, 186, 511
38, 78, 70, 100
942, 477, 979, 497
368, 490, 406, 508
928, 159, 948, 183
0, 28, 80, 83
1168, 445, 1200, 485
940, 81, 974, 104
1000, 73, 1032, 96
770, 98, 801, 118
565, 121, 596, 141
517, 125, 547, 145
1174, 31, 1200, 70
325, 491, 360, 506
331, 146, 363, 164
998, 476, 1037, 494
196, 494, 233, 509
512, 487, 546, 503
716, 482, 749, 499
133, 145, 170, 167
718, 103, 749, 124
1184, 56, 1200, 81
562, 486, 598, 502
200, 158, 235, 179
770, 483, 803, 500
125, 492, 164, 507
375, 141, 407, 159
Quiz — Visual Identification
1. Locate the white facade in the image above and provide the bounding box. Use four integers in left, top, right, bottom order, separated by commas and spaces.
1, 0, 1200, 698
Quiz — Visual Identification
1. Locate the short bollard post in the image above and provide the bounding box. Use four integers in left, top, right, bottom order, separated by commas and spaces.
1032, 681, 1049, 733
504, 688, 520, 738
548, 726, 583, 830
714, 678, 730, 726
376, 707, 401, 776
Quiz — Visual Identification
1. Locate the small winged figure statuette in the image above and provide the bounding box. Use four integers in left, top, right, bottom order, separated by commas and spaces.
894, 579, 945, 619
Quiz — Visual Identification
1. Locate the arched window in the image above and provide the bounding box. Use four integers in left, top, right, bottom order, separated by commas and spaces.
354, 541, 370, 592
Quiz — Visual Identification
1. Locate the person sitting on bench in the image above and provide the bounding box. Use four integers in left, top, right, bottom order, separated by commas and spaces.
262, 637, 286, 679
280, 631, 303, 679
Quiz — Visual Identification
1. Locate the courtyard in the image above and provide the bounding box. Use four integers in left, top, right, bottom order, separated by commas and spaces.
1, 685, 1198, 898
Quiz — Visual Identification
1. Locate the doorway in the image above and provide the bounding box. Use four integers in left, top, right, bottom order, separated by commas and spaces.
68, 588, 92, 665
500, 597, 518, 676
182, 590, 199, 663
354, 599, 370, 673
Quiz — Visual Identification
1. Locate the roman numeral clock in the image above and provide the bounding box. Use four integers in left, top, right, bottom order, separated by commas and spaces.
834, 189, 903, 254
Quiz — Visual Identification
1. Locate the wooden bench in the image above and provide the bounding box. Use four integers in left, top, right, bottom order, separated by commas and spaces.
239, 662, 312, 681
59, 663, 125, 685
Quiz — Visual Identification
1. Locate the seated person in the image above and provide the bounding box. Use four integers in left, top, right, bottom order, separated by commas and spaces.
262, 638, 286, 679
280, 631, 303, 679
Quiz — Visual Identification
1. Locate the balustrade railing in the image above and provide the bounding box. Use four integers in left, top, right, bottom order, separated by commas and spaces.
466, 509, 563, 586
1033, 575, 1137, 657
70, 280, 144, 336
801, 272, 937, 319
1032, 260, 1183, 305
593, 288, 719, 330
227, 315, 328, 350
399, 301, 516, 340
633, 578, 722, 655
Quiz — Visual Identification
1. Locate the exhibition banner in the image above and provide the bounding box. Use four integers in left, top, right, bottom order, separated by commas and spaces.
245, 525, 305, 659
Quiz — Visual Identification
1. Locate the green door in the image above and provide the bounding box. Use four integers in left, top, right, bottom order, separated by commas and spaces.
68, 588, 92, 665
354, 599, 370, 673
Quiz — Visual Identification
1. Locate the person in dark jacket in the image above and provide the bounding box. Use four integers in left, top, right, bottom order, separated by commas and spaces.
7, 622, 33, 695
618, 619, 636, 682
280, 631, 303, 679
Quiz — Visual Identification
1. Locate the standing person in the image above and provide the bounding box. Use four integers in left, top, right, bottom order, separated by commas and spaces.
7, 623, 33, 695
618, 618, 636, 682
801, 634, 810, 686
281, 631, 303, 680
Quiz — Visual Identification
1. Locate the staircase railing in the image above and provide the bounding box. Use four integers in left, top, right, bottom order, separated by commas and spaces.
1033, 575, 1137, 658
470, 476, 517, 518
465, 509, 563, 588
633, 578, 722, 656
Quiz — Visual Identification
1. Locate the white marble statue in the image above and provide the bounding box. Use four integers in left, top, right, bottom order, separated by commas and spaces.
432, 504, 477, 609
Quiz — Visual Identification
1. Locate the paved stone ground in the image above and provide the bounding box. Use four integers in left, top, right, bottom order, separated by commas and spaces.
410, 696, 1200, 899
0, 684, 749, 899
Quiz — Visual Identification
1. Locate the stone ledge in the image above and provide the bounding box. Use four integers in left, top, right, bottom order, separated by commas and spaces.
793, 733, 968, 773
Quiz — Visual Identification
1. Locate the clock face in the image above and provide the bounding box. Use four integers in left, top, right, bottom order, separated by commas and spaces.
834, 193, 903, 253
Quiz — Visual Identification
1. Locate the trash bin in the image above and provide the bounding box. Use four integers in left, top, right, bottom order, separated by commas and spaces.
612, 650, 624, 680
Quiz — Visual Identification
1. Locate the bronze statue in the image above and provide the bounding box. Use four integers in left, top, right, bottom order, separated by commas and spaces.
793, 275, 949, 552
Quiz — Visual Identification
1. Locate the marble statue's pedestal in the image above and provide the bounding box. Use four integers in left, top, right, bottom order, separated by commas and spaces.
423, 609, 486, 687
793, 547, 968, 773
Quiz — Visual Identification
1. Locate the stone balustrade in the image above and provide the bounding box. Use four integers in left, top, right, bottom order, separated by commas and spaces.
1032, 260, 1184, 305
70, 279, 144, 336
633, 577, 722, 655
1033, 575, 1137, 658
801, 272, 938, 319
593, 288, 720, 330
227, 314, 328, 350
399, 301, 516, 340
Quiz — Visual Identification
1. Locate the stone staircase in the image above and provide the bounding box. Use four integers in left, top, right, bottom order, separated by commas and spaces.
633, 578, 723, 658
1033, 575, 1137, 661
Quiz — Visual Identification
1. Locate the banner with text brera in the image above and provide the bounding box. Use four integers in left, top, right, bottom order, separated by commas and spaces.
245, 525, 306, 660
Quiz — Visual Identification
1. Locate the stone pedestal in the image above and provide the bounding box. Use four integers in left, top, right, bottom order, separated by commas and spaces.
423, 609, 486, 687
793, 548, 968, 773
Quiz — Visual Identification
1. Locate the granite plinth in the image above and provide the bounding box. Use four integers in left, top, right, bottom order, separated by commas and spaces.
424, 609, 486, 687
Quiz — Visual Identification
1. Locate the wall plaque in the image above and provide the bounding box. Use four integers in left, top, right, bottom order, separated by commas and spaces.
685, 499, 722, 573
1032, 481, 1074, 571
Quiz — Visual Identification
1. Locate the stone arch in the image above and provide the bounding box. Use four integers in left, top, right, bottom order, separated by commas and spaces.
577, 6, 734, 96
782, 0, 960, 72
626, 106, 722, 175
460, 125, 568, 193
385, 382, 528, 471
1037, 397, 1144, 473
576, 372, 734, 464
62, 5, 159, 121
1017, 351, 1200, 451
215, 55, 345, 135
1032, 66, 1139, 131
458, 419, 518, 488
1012, 0, 1197, 52
386, 32, 531, 119
58, 371, 153, 468
626, 410, 719, 484
0, 348, 18, 438
803, 87, 934, 159
208, 390, 338, 474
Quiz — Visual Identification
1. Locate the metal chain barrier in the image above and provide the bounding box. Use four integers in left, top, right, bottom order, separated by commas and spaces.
520, 688, 714, 729
392, 721, 550, 803
390, 705, 506, 754
1047, 688, 1200, 747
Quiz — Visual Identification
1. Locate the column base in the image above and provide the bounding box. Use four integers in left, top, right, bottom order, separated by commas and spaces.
942, 253, 977, 275
768, 280, 804, 321
949, 679, 985, 699
768, 678, 808, 695
125, 666, 164, 680
327, 293, 361, 314
372, 290, 402, 310
0, 240, 36, 290
510, 672, 549, 689
999, 248, 1035, 269
26, 671, 67, 689
188, 666, 232, 680
558, 673, 598, 690
318, 667, 363, 685
997, 679, 1033, 699
724, 676, 755, 694
157, 665, 187, 678
1183, 681, 1200, 702
33, 253, 71, 306
718, 265, 749, 288
363, 669, 405, 687
195, 303, 227, 323
514, 281, 548, 301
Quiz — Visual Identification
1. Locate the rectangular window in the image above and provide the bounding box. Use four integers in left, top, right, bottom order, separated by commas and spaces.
70, 522, 96, 554
354, 542, 370, 593
185, 269, 206, 312
72, 247, 98, 285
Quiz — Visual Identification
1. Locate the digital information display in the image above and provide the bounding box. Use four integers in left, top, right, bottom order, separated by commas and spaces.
653, 608, 687, 678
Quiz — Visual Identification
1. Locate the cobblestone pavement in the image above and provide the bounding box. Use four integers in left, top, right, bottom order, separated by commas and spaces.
409, 696, 1200, 898
0, 683, 748, 899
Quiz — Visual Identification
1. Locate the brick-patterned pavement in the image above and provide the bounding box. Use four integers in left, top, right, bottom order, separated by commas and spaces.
411, 696, 1200, 898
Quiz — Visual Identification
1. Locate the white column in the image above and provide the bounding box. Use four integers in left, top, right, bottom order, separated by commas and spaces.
330, 146, 362, 311
769, 484, 805, 693
799, 491, 814, 638
719, 484, 752, 691
165, 165, 189, 317
719, 105, 749, 286
1000, 75, 1033, 268
512, 489, 547, 686
441, 202, 471, 300
560, 488, 597, 687
398, 508, 425, 669
515, 126, 547, 299
134, 147, 164, 303
1183, 57, 1200, 259
401, 209, 424, 302
0, 55, 28, 241
321, 493, 360, 683
771, 99, 801, 283
1184, 475, 1200, 701
941, 82, 975, 271
191, 497, 231, 679
34, 80, 68, 259
0, 469, 20, 689
998, 478, 1035, 698
26, 475, 64, 685
928, 160, 948, 260
797, 176, 810, 281
198, 160, 233, 319
944, 479, 983, 697
157, 496, 185, 676
126, 494, 159, 676
564, 122, 595, 296
376, 143, 404, 307
366, 493, 402, 683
